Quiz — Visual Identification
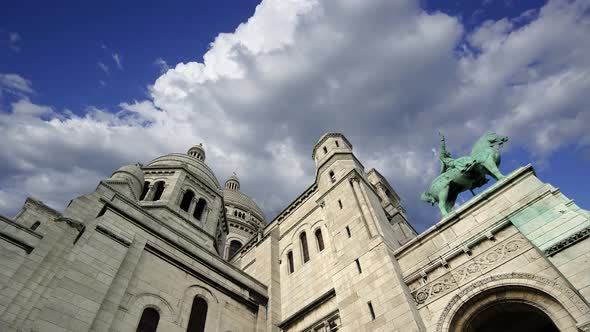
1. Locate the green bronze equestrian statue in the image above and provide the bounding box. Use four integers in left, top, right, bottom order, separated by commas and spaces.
421, 132, 509, 216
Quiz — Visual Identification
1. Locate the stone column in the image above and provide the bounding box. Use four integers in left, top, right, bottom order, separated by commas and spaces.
349, 176, 378, 238
144, 184, 155, 201
188, 197, 197, 217
90, 236, 146, 332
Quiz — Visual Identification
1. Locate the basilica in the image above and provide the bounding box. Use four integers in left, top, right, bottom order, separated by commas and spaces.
0, 132, 589, 332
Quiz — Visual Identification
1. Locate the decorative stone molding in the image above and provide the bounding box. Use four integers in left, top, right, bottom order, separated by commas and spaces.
412, 234, 527, 307
349, 175, 361, 183
123, 292, 176, 322
544, 226, 590, 257
435, 272, 590, 332
95, 225, 132, 246
54, 216, 84, 232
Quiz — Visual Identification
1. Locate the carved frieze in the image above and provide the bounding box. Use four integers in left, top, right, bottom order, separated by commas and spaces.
412, 234, 528, 307
544, 226, 590, 257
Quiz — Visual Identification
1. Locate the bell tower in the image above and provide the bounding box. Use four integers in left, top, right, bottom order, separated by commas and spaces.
312, 132, 365, 192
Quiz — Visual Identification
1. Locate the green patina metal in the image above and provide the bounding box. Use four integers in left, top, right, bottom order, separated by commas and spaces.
421, 132, 509, 216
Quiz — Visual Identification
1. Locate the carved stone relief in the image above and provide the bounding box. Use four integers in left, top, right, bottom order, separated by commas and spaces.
412, 233, 528, 307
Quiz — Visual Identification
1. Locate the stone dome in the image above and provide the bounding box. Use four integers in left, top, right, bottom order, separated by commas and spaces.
146, 153, 220, 189
223, 189, 266, 222
225, 174, 241, 191
109, 164, 145, 199
187, 143, 206, 162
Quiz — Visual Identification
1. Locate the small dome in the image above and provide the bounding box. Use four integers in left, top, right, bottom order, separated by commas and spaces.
187, 143, 206, 162
225, 174, 240, 191
110, 164, 144, 199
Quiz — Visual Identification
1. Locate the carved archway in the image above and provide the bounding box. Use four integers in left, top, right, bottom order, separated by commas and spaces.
436, 273, 590, 332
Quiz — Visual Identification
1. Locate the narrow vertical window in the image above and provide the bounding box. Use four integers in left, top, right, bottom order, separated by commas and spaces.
335, 140, 340, 147
300, 232, 310, 263
323, 146, 328, 154
187, 297, 208, 332
228, 240, 242, 258
287, 251, 294, 274
329, 170, 336, 183
368, 301, 375, 320
346, 226, 351, 238
152, 181, 165, 201
136, 307, 160, 332
179, 190, 195, 212
338, 199, 343, 209
355, 258, 362, 274
193, 198, 207, 220
31, 221, 41, 231
315, 229, 325, 252
139, 181, 150, 200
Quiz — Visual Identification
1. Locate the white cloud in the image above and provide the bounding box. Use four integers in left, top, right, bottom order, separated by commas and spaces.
0, 0, 589, 230
154, 58, 170, 73
0, 73, 34, 95
97, 61, 110, 74
112, 53, 123, 70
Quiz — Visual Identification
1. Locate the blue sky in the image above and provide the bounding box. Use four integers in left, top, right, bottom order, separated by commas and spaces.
1, 0, 589, 232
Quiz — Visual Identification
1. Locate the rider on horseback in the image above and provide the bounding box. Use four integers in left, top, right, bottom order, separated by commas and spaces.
438, 133, 455, 174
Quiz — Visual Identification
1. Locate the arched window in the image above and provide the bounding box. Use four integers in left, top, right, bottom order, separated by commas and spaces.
323, 146, 328, 154
152, 181, 165, 201
31, 221, 41, 231
300, 232, 310, 263
136, 307, 160, 332
193, 198, 207, 220
315, 229, 325, 252
180, 190, 195, 212
139, 181, 150, 200
287, 251, 294, 274
187, 297, 207, 332
329, 171, 336, 183
228, 240, 242, 258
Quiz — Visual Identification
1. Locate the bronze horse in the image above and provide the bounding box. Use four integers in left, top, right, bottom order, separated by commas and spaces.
421, 133, 509, 216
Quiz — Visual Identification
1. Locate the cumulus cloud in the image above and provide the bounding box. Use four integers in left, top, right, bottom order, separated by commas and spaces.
0, 0, 588, 231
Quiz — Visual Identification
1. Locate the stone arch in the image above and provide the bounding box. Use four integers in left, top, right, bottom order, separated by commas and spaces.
227, 239, 243, 259
290, 222, 311, 244
177, 284, 219, 329
129, 292, 175, 324
310, 220, 329, 252
435, 273, 590, 332
280, 243, 295, 274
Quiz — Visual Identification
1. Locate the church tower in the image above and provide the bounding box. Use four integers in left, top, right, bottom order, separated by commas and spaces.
137, 143, 226, 253
222, 174, 267, 260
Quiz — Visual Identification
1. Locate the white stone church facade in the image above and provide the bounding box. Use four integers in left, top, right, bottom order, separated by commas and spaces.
1, 133, 589, 332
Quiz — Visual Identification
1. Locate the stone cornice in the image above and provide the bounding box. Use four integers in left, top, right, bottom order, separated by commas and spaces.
54, 216, 85, 232
270, 183, 318, 225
